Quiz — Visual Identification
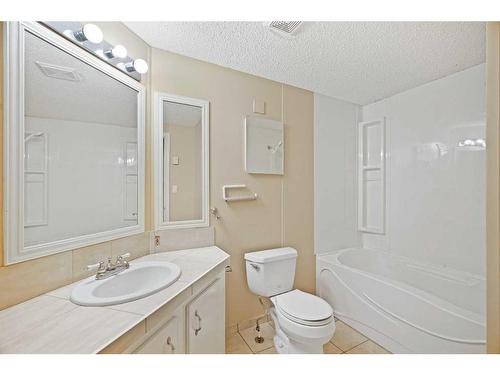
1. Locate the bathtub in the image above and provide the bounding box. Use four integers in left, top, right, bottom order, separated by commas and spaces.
317, 248, 486, 353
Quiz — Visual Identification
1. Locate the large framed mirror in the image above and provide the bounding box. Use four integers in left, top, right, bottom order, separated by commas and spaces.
3, 22, 146, 264
153, 93, 209, 230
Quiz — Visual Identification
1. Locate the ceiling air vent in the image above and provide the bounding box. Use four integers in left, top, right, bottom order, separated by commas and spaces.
267, 21, 303, 38
35, 61, 82, 82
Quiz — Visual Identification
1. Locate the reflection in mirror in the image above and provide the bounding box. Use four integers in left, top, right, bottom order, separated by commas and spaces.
23, 30, 140, 248
162, 101, 202, 222
154, 93, 208, 230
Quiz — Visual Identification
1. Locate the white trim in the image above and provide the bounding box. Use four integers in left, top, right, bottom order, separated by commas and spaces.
163, 133, 171, 222
3, 22, 146, 264
153, 92, 210, 230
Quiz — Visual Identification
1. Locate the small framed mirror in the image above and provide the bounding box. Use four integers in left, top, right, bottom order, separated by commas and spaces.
244, 116, 284, 175
153, 93, 209, 230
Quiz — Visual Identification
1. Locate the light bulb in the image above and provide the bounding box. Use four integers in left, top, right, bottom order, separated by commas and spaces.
133, 59, 149, 74
125, 59, 149, 74
104, 44, 127, 59
74, 24, 103, 44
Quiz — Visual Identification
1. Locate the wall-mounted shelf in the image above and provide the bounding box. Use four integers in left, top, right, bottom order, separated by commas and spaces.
358, 118, 386, 234
222, 184, 258, 202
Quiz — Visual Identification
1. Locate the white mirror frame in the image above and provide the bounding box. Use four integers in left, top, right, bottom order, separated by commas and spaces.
153, 92, 209, 230
3, 22, 146, 264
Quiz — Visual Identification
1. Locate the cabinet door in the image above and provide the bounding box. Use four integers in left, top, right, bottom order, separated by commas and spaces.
186, 276, 225, 353
134, 315, 182, 354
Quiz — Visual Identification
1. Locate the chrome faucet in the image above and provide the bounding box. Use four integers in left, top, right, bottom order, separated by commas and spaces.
87, 253, 131, 280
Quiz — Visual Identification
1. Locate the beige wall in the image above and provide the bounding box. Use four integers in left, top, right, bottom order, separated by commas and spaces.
487, 21, 500, 354
151, 48, 315, 327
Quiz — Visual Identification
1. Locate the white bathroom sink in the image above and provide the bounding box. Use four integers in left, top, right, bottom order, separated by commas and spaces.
70, 261, 182, 306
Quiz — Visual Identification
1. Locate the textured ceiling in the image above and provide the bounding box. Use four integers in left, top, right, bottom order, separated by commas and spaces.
25, 30, 137, 127
125, 22, 485, 105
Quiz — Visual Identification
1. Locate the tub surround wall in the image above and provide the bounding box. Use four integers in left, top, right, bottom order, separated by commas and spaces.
151, 48, 316, 327
314, 94, 361, 254
362, 64, 486, 276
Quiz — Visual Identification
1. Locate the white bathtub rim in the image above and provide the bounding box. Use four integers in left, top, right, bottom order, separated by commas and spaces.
318, 247, 485, 282
319, 267, 486, 353
317, 249, 485, 327
319, 266, 485, 344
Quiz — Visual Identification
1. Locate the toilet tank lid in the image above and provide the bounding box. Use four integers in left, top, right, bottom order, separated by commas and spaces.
244, 247, 297, 264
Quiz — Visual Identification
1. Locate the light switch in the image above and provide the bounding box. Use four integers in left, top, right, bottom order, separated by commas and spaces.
253, 99, 265, 114
172, 185, 178, 193
172, 156, 179, 165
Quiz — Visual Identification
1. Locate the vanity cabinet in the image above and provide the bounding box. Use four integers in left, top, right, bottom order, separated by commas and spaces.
114, 268, 226, 354
186, 277, 225, 354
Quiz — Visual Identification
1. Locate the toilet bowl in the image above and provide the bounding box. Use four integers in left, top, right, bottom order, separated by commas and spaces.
244, 247, 335, 354
270, 289, 336, 353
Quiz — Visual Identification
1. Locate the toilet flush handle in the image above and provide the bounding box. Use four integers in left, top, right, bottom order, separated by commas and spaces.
250, 263, 260, 271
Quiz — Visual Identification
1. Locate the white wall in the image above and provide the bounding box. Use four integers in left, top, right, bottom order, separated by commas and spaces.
314, 93, 361, 254
24, 117, 137, 247
362, 64, 486, 275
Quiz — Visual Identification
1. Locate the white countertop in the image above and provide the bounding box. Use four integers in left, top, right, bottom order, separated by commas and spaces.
0, 246, 230, 354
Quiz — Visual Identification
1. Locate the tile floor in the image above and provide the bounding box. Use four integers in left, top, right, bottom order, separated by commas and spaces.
226, 320, 390, 354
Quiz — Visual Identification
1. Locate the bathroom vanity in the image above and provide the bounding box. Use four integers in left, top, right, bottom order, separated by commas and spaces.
0, 246, 229, 354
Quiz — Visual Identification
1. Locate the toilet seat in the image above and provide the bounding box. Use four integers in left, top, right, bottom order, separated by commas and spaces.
272, 289, 334, 327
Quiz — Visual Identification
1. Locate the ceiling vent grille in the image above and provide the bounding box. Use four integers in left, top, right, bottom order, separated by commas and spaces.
267, 21, 303, 37
35, 61, 82, 82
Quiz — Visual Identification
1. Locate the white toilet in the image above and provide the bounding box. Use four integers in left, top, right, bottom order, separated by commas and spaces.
245, 247, 335, 354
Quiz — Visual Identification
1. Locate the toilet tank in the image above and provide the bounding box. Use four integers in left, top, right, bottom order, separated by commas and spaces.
244, 247, 297, 297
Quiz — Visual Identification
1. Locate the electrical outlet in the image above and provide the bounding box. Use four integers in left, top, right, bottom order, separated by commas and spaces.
155, 235, 160, 247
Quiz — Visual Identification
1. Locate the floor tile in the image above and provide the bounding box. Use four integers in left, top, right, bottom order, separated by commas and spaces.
345, 340, 390, 354
330, 320, 368, 352
323, 342, 343, 354
226, 332, 252, 354
239, 322, 275, 353
257, 346, 278, 354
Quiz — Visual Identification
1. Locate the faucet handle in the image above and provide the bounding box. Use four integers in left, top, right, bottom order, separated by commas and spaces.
87, 261, 105, 272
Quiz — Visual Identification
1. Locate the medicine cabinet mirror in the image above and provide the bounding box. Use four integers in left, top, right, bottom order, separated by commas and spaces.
244, 116, 284, 175
153, 92, 209, 230
4, 22, 145, 264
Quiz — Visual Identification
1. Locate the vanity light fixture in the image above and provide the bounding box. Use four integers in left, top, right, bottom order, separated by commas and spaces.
125, 59, 149, 74
72, 23, 103, 44
104, 44, 127, 59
